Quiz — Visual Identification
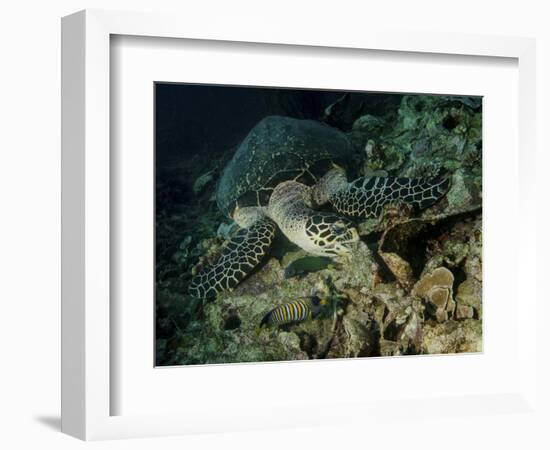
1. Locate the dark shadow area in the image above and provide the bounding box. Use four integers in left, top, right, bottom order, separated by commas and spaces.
34, 415, 61, 432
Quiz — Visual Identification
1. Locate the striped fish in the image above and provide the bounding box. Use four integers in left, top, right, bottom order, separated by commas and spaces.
260, 296, 326, 327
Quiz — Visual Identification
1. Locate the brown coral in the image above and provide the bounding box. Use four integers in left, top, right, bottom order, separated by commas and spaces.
412, 267, 455, 322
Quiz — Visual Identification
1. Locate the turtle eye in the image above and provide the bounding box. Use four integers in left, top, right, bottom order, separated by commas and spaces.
330, 220, 347, 235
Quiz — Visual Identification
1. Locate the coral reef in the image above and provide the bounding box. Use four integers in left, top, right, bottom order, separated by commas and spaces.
155, 93, 482, 366
412, 267, 455, 323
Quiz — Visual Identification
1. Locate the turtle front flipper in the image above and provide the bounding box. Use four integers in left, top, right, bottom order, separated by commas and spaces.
313, 166, 450, 219
188, 218, 276, 299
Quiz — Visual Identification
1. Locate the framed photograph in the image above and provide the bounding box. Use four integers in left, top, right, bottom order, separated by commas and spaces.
62, 9, 537, 440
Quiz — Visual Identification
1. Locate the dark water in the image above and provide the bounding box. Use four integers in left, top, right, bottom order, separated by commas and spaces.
155, 84, 402, 169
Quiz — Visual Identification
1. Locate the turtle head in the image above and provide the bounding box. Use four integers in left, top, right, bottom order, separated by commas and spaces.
267, 179, 358, 258
304, 213, 359, 257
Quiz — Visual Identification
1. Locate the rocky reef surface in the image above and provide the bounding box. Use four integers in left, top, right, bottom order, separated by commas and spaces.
155, 94, 482, 366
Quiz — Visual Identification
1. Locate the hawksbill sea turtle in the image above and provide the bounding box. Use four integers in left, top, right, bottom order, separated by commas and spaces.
189, 116, 450, 299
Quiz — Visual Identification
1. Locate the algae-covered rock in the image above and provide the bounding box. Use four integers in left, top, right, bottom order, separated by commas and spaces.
378, 251, 414, 290
422, 319, 482, 354
455, 277, 482, 320
284, 256, 336, 279
341, 315, 376, 357
352, 115, 386, 134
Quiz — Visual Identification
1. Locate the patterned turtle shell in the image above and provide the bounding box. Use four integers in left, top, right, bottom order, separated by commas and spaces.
216, 116, 356, 217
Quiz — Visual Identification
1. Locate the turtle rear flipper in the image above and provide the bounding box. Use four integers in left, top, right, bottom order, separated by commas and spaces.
188, 218, 276, 299
329, 171, 450, 219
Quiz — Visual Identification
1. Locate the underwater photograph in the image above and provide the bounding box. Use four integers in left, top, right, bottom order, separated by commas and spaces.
154, 83, 482, 366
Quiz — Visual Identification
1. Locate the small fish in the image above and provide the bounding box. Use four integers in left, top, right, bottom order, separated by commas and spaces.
260, 296, 327, 327
284, 256, 337, 279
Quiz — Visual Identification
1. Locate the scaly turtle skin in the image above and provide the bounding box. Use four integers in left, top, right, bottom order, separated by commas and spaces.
189, 116, 449, 299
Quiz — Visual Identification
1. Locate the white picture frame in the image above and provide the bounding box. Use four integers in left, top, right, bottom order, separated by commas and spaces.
61, 9, 538, 441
